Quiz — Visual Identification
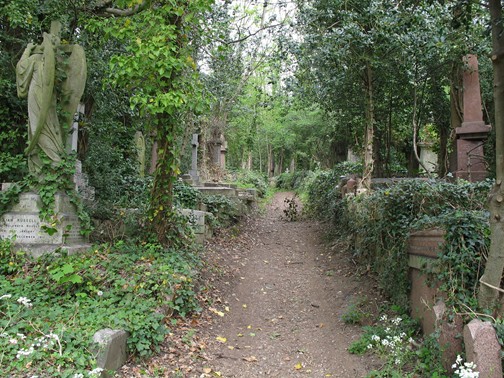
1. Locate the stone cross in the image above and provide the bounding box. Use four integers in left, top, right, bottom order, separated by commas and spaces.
455, 54, 491, 181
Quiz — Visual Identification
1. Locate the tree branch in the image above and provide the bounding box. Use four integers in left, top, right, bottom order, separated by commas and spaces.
91, 0, 149, 17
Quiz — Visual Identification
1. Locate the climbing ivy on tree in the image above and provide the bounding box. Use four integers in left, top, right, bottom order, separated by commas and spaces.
85, 1, 212, 246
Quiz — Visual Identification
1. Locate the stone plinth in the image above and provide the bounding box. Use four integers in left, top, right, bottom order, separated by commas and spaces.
0, 190, 89, 257
455, 55, 491, 181
196, 187, 237, 197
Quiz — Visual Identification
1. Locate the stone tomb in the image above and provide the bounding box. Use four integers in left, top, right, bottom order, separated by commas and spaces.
0, 188, 89, 256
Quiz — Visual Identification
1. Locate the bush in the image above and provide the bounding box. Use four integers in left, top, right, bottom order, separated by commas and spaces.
306, 175, 492, 308
232, 170, 269, 197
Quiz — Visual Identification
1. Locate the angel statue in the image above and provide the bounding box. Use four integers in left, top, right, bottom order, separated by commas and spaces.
16, 20, 86, 175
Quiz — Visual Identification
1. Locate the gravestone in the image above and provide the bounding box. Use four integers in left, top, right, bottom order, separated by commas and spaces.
220, 138, 228, 170
134, 131, 146, 177
418, 142, 437, 174
455, 55, 491, 181
189, 134, 201, 186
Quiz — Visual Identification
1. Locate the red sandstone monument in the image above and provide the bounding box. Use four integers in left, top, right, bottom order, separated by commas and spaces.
455, 55, 491, 181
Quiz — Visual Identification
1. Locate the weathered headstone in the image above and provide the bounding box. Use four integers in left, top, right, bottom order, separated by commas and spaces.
134, 131, 146, 178
455, 55, 491, 181
220, 138, 228, 170
418, 142, 437, 174
463, 319, 502, 378
93, 329, 128, 378
189, 134, 201, 186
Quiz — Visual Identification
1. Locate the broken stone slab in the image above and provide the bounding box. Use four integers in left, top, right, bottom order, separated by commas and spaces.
93, 328, 128, 378
463, 319, 502, 378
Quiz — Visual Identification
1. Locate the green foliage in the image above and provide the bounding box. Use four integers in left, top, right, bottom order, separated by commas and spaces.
174, 180, 202, 209
414, 210, 490, 309
350, 312, 447, 377
305, 172, 491, 308
0, 240, 202, 376
231, 170, 269, 198
303, 162, 363, 219
341, 296, 371, 325
201, 195, 238, 229
276, 170, 314, 191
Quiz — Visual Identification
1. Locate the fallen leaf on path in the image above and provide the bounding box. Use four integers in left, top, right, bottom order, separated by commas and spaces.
294, 362, 303, 370
203, 367, 212, 374
215, 336, 227, 343
227, 346, 235, 350
242, 304, 247, 308
243, 356, 258, 362
247, 325, 252, 329
237, 333, 244, 337
225, 306, 230, 312
209, 308, 225, 317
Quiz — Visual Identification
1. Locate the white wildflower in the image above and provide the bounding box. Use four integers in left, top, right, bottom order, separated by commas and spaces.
371, 335, 381, 342
0, 294, 12, 300
88, 367, 104, 377
16, 346, 35, 359
380, 314, 388, 322
16, 333, 26, 339
9, 338, 18, 344
73, 374, 85, 378
96, 290, 103, 297
17, 297, 32, 308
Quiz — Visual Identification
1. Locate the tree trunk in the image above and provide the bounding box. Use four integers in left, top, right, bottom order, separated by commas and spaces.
479, 0, 504, 310
361, 61, 375, 190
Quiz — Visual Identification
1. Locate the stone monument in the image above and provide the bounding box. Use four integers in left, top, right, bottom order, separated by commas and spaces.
189, 134, 201, 185
220, 137, 228, 170
418, 142, 437, 174
134, 131, 146, 178
0, 21, 89, 255
455, 55, 491, 181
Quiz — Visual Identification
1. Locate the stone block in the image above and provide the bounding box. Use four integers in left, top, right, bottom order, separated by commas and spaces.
93, 328, 129, 378
463, 319, 502, 378
179, 208, 213, 243
438, 312, 464, 373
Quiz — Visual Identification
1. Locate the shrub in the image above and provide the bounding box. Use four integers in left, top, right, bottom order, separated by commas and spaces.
306, 176, 492, 308
232, 170, 269, 197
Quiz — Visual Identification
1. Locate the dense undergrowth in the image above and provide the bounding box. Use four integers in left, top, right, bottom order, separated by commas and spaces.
0, 240, 201, 377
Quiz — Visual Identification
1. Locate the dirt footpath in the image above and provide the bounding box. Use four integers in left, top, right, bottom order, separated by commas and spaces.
196, 192, 381, 377
117, 192, 382, 377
